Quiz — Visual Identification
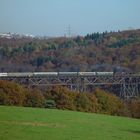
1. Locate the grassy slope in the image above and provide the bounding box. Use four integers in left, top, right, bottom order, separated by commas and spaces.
0, 106, 140, 140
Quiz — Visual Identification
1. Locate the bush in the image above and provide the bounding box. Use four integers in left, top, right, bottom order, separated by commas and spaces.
74, 93, 92, 112
124, 99, 140, 118
94, 88, 124, 115
44, 86, 76, 110
24, 89, 45, 107
88, 94, 100, 113
0, 80, 26, 106
45, 99, 56, 108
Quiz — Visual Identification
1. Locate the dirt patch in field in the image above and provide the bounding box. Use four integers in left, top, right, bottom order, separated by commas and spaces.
0, 120, 66, 128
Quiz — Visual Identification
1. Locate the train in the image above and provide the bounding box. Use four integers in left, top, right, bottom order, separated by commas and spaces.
0, 71, 131, 77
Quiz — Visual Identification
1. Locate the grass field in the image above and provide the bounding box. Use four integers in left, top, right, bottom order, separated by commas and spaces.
0, 106, 140, 140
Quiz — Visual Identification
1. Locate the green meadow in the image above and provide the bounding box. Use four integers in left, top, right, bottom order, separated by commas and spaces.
0, 106, 140, 140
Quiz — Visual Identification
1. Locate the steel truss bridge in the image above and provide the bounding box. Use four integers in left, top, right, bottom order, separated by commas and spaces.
0, 74, 140, 99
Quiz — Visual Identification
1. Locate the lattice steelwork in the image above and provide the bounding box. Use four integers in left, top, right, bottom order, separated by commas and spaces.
0, 74, 140, 99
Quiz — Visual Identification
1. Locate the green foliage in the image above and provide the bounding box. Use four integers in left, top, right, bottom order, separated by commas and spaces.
23, 43, 36, 53
108, 38, 136, 48
0, 45, 12, 57
36, 56, 45, 67
44, 99, 56, 108
74, 36, 88, 46
85, 32, 104, 45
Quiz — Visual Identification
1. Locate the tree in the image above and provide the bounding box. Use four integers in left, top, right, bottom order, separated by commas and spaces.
94, 88, 123, 115
44, 86, 75, 110
124, 99, 140, 118
74, 93, 92, 112
0, 80, 26, 106
24, 89, 45, 107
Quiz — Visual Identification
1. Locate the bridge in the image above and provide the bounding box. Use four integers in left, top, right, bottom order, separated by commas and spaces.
0, 73, 140, 99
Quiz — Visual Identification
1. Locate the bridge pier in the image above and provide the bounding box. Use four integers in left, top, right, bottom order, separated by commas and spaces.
120, 83, 139, 99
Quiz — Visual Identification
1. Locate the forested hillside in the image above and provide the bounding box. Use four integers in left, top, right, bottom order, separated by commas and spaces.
0, 29, 140, 72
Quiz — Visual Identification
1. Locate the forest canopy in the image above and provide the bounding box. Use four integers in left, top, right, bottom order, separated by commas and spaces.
0, 29, 140, 72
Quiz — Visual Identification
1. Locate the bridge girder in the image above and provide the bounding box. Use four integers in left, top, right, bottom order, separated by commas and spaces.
0, 75, 140, 99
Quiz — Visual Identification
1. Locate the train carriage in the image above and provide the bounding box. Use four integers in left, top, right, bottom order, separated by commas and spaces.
33, 72, 58, 77
0, 73, 8, 77
58, 72, 78, 76
7, 72, 33, 77
79, 72, 96, 76
96, 72, 113, 76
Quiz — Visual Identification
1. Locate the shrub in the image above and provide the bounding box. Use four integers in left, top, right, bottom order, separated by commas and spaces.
124, 99, 140, 118
45, 99, 56, 108
74, 93, 92, 112
88, 94, 100, 113
44, 86, 75, 110
94, 88, 124, 115
24, 89, 45, 107
0, 80, 26, 106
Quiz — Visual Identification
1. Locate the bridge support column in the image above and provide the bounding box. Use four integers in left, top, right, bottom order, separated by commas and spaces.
120, 79, 139, 99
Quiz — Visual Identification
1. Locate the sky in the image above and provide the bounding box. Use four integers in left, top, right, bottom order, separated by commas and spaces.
0, 0, 140, 36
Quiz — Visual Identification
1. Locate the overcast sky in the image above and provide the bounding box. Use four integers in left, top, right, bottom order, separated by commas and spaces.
0, 0, 140, 36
